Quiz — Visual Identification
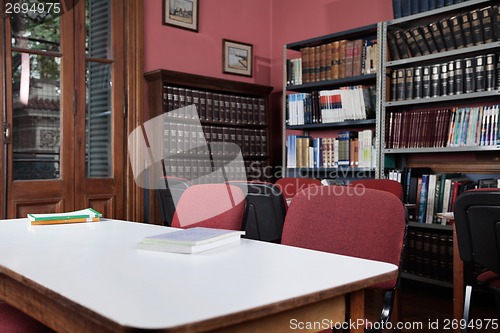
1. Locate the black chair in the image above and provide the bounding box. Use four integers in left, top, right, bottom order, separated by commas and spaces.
226, 181, 287, 243
156, 176, 192, 226
453, 189, 500, 333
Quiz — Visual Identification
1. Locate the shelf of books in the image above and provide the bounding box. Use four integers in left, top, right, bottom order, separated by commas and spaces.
282, 23, 383, 182
381, 0, 500, 286
145, 69, 273, 224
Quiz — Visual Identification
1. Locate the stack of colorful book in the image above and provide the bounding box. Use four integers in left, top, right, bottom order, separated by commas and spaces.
27, 208, 102, 225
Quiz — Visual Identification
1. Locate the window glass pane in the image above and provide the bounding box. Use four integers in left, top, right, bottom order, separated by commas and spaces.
86, 62, 111, 178
12, 52, 61, 180
10, 0, 61, 52
86, 0, 111, 58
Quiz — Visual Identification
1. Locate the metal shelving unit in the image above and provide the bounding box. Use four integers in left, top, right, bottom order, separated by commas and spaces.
282, 23, 384, 179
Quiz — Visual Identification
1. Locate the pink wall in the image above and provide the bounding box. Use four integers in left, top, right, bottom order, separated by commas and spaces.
144, 0, 272, 86
143, 0, 395, 166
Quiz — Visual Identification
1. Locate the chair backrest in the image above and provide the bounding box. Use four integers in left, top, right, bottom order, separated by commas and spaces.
453, 189, 500, 275
227, 181, 287, 242
156, 177, 192, 226
281, 186, 406, 290
275, 177, 322, 202
349, 179, 403, 200
171, 183, 246, 230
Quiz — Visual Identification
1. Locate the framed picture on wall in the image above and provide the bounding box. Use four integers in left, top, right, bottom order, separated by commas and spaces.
163, 0, 199, 32
222, 39, 253, 77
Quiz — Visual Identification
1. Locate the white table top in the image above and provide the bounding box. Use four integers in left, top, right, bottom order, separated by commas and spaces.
0, 219, 397, 331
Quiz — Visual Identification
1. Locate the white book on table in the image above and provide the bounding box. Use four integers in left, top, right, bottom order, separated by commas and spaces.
137, 227, 245, 254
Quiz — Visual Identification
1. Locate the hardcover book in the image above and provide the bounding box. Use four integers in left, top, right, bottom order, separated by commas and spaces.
438, 18, 455, 51
28, 208, 102, 225
475, 55, 486, 92
137, 227, 245, 254
411, 27, 430, 55
447, 61, 455, 95
405, 67, 414, 100
460, 12, 475, 47
421, 25, 438, 54
464, 57, 476, 93
480, 6, 494, 43
413, 66, 423, 98
431, 64, 441, 97
454, 59, 464, 94
470, 9, 484, 45
422, 66, 431, 98
404, 30, 422, 56
485, 54, 496, 91
429, 22, 446, 52
449, 15, 464, 49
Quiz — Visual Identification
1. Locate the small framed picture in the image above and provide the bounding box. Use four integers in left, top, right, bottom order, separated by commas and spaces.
223, 39, 253, 77
163, 0, 199, 32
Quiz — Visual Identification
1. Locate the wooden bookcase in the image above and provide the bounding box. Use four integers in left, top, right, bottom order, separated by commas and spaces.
380, 0, 500, 286
282, 23, 384, 183
144, 69, 273, 224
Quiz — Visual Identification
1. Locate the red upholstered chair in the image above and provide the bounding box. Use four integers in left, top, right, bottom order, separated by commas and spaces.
453, 189, 500, 332
171, 183, 246, 230
281, 186, 406, 332
274, 177, 321, 204
349, 179, 403, 200
0, 303, 54, 332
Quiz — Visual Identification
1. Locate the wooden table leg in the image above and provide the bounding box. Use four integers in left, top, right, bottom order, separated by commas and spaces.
349, 289, 365, 333
453, 226, 464, 333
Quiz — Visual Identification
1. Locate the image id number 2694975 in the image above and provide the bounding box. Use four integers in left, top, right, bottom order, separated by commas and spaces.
4, 2, 60, 14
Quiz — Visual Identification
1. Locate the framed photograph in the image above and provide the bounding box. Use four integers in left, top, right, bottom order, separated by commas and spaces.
163, 0, 199, 32
223, 39, 253, 77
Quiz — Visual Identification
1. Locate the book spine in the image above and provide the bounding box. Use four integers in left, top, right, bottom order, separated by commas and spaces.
461, 12, 474, 47
405, 30, 422, 57
439, 18, 455, 51
470, 9, 484, 45
440, 63, 448, 96
450, 15, 464, 49
394, 30, 410, 58
422, 65, 431, 98
485, 53, 496, 91
493, 5, 500, 42
393, 0, 402, 19
391, 69, 398, 101
397, 68, 406, 101
480, 6, 494, 43
421, 25, 438, 54
412, 27, 430, 55
475, 55, 486, 92
414, 66, 423, 99
454, 59, 464, 94
429, 22, 446, 52
431, 64, 440, 97
405, 67, 414, 100
447, 61, 455, 96
464, 57, 475, 93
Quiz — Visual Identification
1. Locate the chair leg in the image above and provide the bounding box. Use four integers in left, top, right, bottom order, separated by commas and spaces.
495, 294, 500, 320
462, 285, 472, 333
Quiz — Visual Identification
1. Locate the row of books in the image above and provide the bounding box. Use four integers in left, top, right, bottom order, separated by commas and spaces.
162, 159, 271, 183
286, 130, 374, 169
390, 55, 499, 101
385, 104, 500, 149
287, 38, 378, 85
163, 124, 268, 158
286, 85, 375, 125
388, 5, 500, 60
163, 85, 267, 125
402, 230, 454, 283
393, 0, 472, 19
388, 168, 500, 224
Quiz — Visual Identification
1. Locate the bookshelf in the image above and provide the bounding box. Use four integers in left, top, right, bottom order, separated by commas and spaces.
282, 23, 383, 182
380, 0, 500, 287
144, 69, 273, 224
